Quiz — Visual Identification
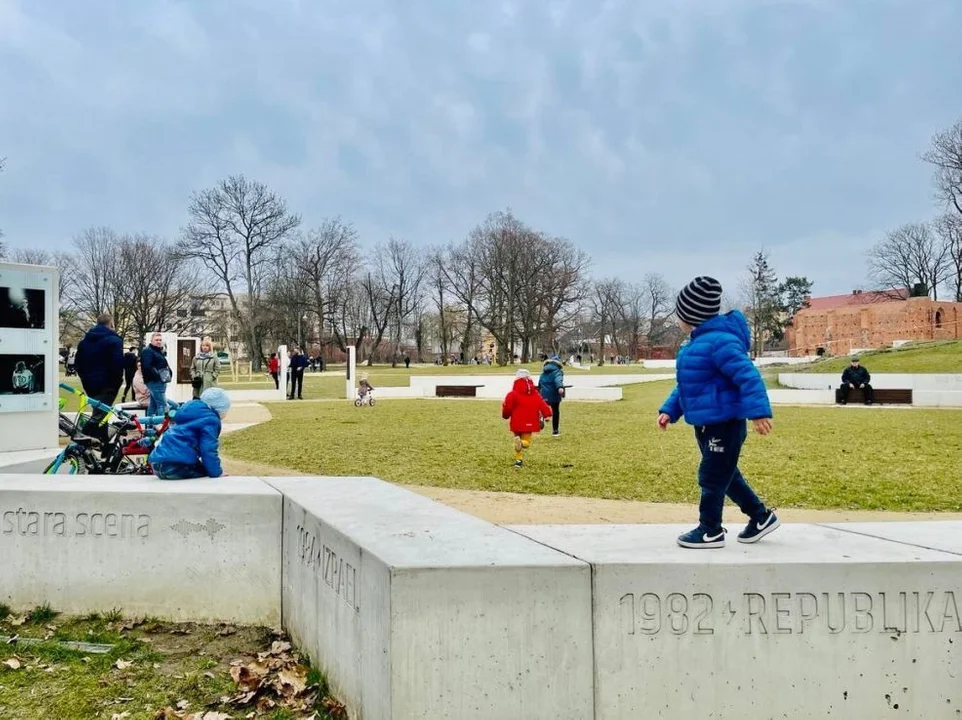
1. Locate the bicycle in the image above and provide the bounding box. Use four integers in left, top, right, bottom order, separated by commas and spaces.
46, 383, 177, 475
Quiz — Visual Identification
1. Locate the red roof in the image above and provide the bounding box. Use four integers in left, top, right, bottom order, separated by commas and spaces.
804, 288, 909, 312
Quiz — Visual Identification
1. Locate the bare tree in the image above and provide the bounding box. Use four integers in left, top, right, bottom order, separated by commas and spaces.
441, 241, 482, 362
116, 235, 204, 345
589, 278, 622, 364
69, 227, 128, 335
935, 213, 962, 302
295, 218, 359, 352
427, 249, 455, 362
359, 269, 396, 365
178, 175, 300, 368
642, 273, 675, 350
923, 119, 962, 217
868, 223, 950, 300
379, 238, 426, 366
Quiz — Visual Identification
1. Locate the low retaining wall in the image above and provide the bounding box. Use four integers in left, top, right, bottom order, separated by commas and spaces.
512, 522, 962, 719
779, 373, 962, 407
0, 475, 281, 624
645, 357, 817, 370
3, 478, 960, 718
269, 476, 593, 720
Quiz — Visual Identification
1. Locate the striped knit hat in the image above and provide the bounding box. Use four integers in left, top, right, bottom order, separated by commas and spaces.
676, 276, 723, 327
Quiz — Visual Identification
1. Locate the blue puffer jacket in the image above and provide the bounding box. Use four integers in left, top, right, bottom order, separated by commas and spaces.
659, 310, 772, 426
538, 358, 565, 404
148, 399, 224, 477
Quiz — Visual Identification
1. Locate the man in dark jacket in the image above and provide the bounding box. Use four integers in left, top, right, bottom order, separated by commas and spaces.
288, 346, 308, 399
839, 356, 873, 405
140, 332, 172, 417
121, 346, 139, 402
74, 313, 124, 435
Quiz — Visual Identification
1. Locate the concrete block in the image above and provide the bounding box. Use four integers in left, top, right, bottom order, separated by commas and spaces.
0, 475, 281, 624
767, 388, 835, 405
913, 391, 962, 407
270, 476, 593, 720
822, 521, 962, 555
511, 523, 962, 720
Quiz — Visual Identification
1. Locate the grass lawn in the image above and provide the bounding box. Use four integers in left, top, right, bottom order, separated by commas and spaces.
0, 606, 342, 720
222, 380, 962, 513
799, 341, 962, 374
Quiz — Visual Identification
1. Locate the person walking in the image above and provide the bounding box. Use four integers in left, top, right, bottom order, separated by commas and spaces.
190, 339, 220, 399
288, 346, 307, 399
121, 346, 139, 402
74, 313, 124, 438
268, 352, 280, 389
538, 354, 565, 437
140, 332, 172, 417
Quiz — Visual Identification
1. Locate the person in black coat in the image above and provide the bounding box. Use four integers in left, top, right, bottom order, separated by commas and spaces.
839, 356, 873, 405
288, 346, 308, 399
121, 346, 139, 402
74, 314, 124, 436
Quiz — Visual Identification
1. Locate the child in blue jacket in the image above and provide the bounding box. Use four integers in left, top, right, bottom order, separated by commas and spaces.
149, 387, 231, 480
657, 276, 780, 549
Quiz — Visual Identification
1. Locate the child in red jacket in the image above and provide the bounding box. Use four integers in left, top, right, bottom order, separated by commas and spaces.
502, 368, 552, 468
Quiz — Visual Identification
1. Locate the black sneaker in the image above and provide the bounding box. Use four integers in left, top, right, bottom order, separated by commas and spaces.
677, 526, 726, 549
513, 459, 523, 468
737, 511, 781, 544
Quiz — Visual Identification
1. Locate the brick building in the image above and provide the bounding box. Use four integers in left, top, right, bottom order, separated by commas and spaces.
786, 290, 962, 356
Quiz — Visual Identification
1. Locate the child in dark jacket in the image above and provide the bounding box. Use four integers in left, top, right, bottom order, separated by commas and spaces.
502, 369, 552, 468
657, 276, 780, 549
149, 387, 231, 480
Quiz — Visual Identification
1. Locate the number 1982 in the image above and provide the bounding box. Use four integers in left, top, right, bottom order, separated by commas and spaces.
620, 592, 714, 636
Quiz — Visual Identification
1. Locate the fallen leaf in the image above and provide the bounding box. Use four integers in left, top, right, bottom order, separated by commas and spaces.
199, 713, 232, 720
8, 616, 25, 627
2, 658, 21, 670
176, 700, 190, 711
217, 626, 237, 637
273, 667, 308, 697
114, 659, 133, 670
268, 641, 291, 656
110, 713, 131, 720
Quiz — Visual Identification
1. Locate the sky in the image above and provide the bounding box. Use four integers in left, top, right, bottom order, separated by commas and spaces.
1, 0, 960, 298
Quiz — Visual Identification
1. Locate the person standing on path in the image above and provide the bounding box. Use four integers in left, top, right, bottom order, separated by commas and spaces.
191, 339, 220, 399
288, 346, 307, 399
140, 332, 172, 417
121, 346, 138, 402
268, 352, 280, 389
657, 276, 779, 549
74, 313, 124, 438
538, 354, 565, 437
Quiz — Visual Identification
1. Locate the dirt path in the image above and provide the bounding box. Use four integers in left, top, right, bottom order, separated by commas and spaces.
402, 485, 962, 524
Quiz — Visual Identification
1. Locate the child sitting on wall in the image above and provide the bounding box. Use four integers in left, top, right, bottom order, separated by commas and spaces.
148, 387, 231, 480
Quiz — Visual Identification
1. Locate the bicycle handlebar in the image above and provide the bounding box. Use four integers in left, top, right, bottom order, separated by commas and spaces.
58, 382, 178, 422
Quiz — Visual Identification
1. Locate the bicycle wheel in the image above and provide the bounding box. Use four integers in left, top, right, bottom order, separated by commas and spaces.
43, 453, 84, 475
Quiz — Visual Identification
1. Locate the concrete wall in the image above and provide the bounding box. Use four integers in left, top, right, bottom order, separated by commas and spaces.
0, 263, 59, 453
767, 388, 836, 405
778, 373, 962, 406
269, 476, 594, 720
513, 523, 962, 720
0, 475, 281, 624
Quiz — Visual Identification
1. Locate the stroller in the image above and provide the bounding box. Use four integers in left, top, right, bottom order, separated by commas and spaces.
354, 375, 375, 407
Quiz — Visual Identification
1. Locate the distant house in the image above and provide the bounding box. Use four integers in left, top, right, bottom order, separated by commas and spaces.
786, 289, 962, 356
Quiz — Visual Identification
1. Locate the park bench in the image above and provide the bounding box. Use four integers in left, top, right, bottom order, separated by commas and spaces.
834, 388, 913, 405
435, 384, 485, 398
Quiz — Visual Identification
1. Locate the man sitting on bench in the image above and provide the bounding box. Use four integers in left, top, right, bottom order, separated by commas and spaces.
839, 356, 873, 405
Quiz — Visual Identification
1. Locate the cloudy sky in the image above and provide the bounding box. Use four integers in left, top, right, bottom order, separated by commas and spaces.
1, 0, 959, 296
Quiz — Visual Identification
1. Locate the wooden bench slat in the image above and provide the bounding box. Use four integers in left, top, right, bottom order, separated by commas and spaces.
436, 384, 485, 398
834, 388, 913, 404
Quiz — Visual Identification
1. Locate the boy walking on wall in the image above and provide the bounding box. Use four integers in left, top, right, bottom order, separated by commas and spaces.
502, 368, 551, 468
657, 276, 780, 549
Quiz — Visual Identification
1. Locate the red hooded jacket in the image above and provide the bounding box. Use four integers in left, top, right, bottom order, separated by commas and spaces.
502, 376, 552, 434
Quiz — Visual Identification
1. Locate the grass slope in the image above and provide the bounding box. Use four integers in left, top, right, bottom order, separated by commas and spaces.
799, 341, 962, 374
222, 381, 962, 513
